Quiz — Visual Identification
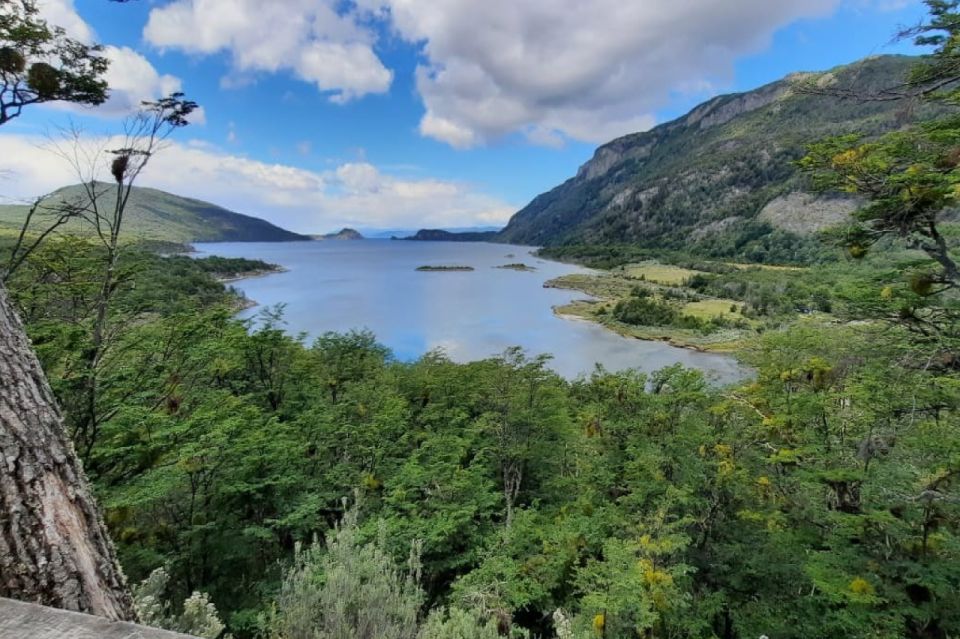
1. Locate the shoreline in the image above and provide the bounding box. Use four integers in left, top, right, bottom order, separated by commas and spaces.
218, 266, 288, 312
544, 275, 749, 354
216, 266, 288, 284
552, 302, 744, 354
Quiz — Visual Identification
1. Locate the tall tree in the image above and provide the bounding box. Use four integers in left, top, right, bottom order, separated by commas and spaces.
0, 285, 135, 619
0, 0, 108, 125
46, 94, 196, 459
801, 0, 960, 288
0, 0, 134, 620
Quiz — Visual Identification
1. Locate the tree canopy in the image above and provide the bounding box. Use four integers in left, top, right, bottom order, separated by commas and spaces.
0, 0, 108, 125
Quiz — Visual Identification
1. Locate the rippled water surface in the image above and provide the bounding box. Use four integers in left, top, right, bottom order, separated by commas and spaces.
194, 240, 745, 382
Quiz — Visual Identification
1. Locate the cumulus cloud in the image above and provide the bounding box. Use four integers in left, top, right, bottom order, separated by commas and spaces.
34, 0, 188, 117
0, 134, 516, 231
139, 0, 912, 146
36, 0, 94, 43
144, 0, 393, 103
361, 0, 841, 147
100, 46, 185, 115
37, 0, 912, 148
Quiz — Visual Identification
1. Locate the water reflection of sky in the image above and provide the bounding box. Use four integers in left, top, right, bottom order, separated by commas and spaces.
195, 240, 747, 383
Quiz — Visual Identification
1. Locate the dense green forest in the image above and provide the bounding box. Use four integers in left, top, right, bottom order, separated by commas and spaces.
3, 219, 959, 638
2, 1, 960, 638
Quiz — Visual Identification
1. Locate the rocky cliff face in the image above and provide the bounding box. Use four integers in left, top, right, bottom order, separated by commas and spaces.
756, 193, 861, 235
498, 55, 923, 254
686, 81, 786, 130
573, 83, 786, 184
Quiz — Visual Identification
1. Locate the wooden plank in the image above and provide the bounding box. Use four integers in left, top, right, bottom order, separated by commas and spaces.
0, 598, 198, 639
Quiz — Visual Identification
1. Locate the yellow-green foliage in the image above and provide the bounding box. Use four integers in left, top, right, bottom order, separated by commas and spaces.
622, 261, 703, 285
682, 299, 746, 321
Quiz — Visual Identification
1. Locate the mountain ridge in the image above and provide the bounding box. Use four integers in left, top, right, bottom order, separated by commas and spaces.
0, 183, 309, 243
497, 55, 930, 261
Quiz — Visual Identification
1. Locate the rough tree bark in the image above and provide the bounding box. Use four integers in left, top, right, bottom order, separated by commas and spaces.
0, 282, 135, 620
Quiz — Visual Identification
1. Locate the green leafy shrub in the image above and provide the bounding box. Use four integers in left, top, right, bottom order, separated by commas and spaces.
269, 503, 422, 639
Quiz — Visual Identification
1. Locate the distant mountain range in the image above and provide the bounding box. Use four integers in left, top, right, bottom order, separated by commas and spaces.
364, 226, 502, 239
0, 183, 309, 243
492, 55, 932, 257
400, 228, 499, 242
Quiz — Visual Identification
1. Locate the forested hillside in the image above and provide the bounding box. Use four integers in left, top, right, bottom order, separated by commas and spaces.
0, 183, 309, 243
499, 55, 927, 263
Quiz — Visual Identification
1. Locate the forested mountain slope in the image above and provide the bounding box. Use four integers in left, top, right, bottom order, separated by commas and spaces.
0, 183, 309, 243
499, 55, 926, 259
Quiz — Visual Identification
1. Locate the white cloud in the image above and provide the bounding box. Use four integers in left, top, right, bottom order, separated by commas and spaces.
100, 46, 185, 115
36, 0, 94, 43
33, 0, 188, 117
335, 162, 383, 194
419, 111, 478, 150
36, 0, 912, 151
0, 134, 516, 232
187, 106, 207, 126
361, 0, 841, 146
144, 0, 393, 103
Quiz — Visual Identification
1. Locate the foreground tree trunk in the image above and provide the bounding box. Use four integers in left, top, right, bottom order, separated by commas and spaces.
0, 283, 135, 620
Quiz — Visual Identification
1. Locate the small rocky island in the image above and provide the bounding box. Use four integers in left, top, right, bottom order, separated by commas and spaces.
415, 265, 475, 272
496, 263, 536, 272
311, 227, 365, 240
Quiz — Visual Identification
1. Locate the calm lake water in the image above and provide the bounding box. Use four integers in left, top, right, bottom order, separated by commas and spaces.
194, 240, 745, 382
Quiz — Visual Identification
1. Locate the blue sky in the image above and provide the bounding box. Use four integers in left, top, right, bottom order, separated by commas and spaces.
0, 0, 930, 233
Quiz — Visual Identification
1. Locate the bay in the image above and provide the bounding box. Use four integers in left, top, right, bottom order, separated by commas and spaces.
194, 240, 745, 382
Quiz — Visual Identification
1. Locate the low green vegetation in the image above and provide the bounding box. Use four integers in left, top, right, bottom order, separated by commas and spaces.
539, 238, 834, 270
546, 259, 760, 351
544, 243, 937, 352
611, 287, 749, 333
496, 263, 537, 271
621, 261, 702, 286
